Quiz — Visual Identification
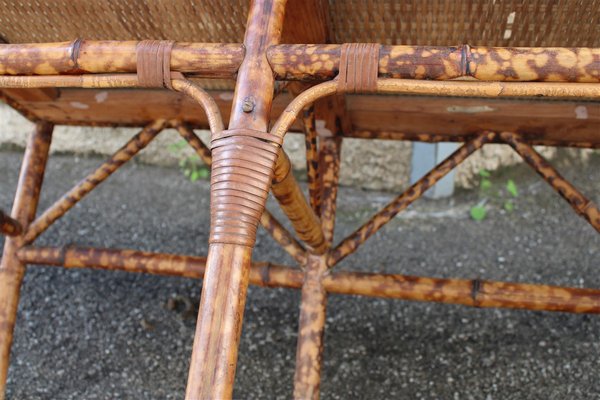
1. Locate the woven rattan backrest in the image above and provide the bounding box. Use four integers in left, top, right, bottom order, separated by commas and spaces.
328, 0, 600, 47
1, 0, 598, 47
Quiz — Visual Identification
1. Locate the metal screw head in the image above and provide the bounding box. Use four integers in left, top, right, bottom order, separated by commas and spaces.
242, 96, 255, 113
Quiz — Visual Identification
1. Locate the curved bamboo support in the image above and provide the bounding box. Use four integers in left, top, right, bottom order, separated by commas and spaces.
17, 245, 600, 314
0, 40, 243, 77
171, 78, 225, 134
270, 80, 600, 140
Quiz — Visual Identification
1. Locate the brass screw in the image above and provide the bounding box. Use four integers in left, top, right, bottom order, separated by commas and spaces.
242, 96, 255, 113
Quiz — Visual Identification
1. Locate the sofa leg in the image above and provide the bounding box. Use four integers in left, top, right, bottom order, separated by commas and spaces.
0, 122, 53, 400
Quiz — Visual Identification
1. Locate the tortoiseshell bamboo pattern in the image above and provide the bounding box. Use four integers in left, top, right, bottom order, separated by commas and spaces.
0, 40, 244, 78
16, 245, 600, 314
0, 122, 53, 400
329, 132, 495, 266
499, 132, 600, 232
268, 45, 600, 83
22, 120, 167, 244
0, 211, 21, 237
302, 105, 321, 215
185, 1, 287, 398
2, 41, 599, 84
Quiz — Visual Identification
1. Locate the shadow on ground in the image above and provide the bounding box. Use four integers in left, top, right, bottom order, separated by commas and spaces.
0, 149, 598, 399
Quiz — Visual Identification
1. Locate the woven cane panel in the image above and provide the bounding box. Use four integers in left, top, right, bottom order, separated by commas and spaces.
0, 0, 248, 43
328, 0, 600, 47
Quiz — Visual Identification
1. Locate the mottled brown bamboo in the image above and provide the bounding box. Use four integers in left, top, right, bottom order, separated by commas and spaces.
0, 211, 22, 237
302, 105, 321, 214
3, 42, 598, 84
272, 151, 327, 253
499, 132, 600, 232
0, 40, 243, 78
294, 255, 328, 400
23, 120, 166, 244
16, 245, 600, 314
318, 136, 342, 247
330, 132, 495, 266
174, 122, 307, 265
268, 45, 600, 83
185, 1, 287, 398
0, 122, 53, 400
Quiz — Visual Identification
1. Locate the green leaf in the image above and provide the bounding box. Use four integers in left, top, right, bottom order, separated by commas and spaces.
506, 179, 518, 197
504, 200, 514, 212
470, 205, 487, 221
197, 167, 210, 179
479, 169, 491, 178
190, 170, 200, 182
183, 168, 191, 177
480, 178, 492, 191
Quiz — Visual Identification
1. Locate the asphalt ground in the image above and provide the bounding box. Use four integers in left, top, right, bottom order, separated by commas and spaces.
0, 149, 598, 399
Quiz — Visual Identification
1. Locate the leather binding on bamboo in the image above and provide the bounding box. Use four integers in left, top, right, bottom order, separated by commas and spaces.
337, 43, 380, 94
136, 40, 175, 89
209, 128, 283, 247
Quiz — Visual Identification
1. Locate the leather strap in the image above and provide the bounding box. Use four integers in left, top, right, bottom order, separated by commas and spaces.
136, 40, 175, 89
337, 43, 380, 94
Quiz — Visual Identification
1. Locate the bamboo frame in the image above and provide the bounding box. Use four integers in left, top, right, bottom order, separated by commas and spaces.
15, 245, 600, 314
0, 2, 598, 399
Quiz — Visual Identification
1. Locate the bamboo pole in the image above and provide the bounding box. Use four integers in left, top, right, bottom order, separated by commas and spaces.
268, 45, 600, 82
272, 151, 327, 253
301, 105, 321, 214
0, 40, 243, 77
499, 132, 600, 232
16, 245, 600, 314
185, 1, 288, 398
2, 41, 598, 83
329, 132, 495, 266
22, 120, 166, 244
0, 122, 53, 400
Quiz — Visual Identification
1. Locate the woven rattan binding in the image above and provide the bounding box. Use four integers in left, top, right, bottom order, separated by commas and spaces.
136, 40, 175, 89
210, 129, 282, 246
337, 43, 380, 94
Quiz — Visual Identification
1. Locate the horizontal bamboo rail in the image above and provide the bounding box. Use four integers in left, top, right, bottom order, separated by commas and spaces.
0, 40, 244, 77
17, 245, 600, 314
270, 80, 600, 140
268, 45, 600, 82
1, 41, 598, 83
0, 211, 21, 236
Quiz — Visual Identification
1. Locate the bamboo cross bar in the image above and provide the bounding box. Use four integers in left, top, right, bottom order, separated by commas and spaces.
0, 40, 244, 78
23, 120, 167, 244
268, 45, 600, 82
16, 245, 600, 314
2, 41, 598, 83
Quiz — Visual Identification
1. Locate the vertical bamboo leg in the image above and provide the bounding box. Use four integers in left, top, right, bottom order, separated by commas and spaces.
293, 131, 342, 399
185, 1, 287, 399
0, 122, 53, 400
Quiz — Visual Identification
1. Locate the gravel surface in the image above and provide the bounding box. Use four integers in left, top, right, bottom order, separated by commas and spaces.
0, 149, 598, 399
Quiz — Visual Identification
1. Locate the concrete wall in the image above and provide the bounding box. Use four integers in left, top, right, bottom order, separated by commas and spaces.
0, 104, 593, 191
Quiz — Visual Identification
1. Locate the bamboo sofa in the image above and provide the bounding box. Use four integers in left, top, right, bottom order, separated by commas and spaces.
0, 1, 599, 398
